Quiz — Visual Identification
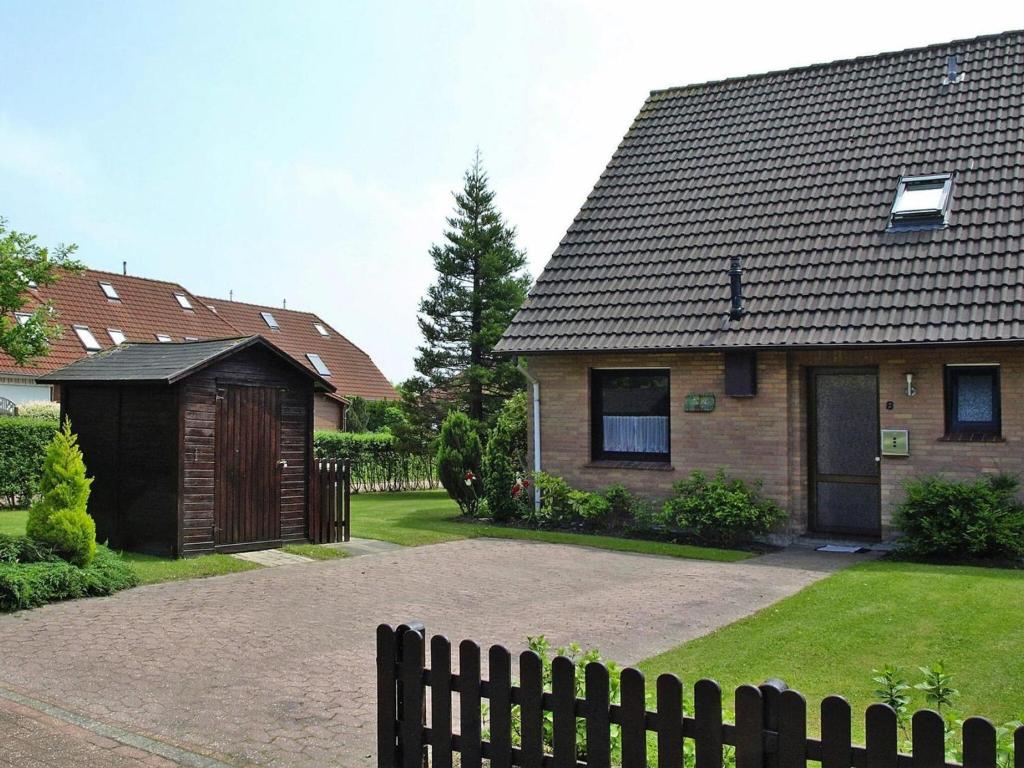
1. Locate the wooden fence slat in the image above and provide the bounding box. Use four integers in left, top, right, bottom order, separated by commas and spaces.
962, 716, 997, 768
459, 640, 482, 768
657, 673, 684, 768
865, 704, 899, 768
620, 667, 647, 768
821, 696, 852, 768
489, 645, 513, 768
913, 710, 947, 768
778, 689, 807, 768
734, 685, 763, 768
552, 655, 577, 768
376, 625, 397, 768
400, 629, 424, 768
1014, 725, 1024, 768
584, 662, 611, 768
430, 635, 453, 768
694, 679, 723, 768
342, 459, 352, 541
519, 650, 544, 768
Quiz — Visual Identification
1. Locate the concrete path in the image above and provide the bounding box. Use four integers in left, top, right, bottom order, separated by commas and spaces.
324, 537, 404, 557
0, 540, 869, 767
231, 550, 313, 567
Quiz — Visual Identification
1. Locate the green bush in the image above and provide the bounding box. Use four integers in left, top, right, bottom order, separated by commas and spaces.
0, 415, 58, 506
436, 411, 483, 515
15, 400, 60, 420
0, 545, 138, 612
0, 533, 53, 564
483, 392, 530, 522
313, 430, 434, 491
27, 419, 96, 567
894, 475, 1024, 559
531, 471, 573, 525
661, 469, 784, 544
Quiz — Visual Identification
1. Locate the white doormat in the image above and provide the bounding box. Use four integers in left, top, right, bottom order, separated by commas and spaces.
816, 544, 867, 554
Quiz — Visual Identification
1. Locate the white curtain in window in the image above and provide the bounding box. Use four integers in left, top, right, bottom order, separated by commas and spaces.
602, 415, 668, 454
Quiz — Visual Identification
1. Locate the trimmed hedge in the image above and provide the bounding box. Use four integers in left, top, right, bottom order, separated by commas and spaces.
313, 431, 435, 492
0, 534, 138, 612
0, 416, 58, 507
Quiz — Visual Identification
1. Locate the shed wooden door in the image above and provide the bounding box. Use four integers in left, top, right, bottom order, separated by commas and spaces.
215, 384, 282, 548
809, 368, 881, 538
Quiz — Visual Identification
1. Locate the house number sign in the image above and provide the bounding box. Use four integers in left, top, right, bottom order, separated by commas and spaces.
684, 393, 716, 413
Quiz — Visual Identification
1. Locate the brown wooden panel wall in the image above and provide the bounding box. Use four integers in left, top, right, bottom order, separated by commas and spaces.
180, 345, 312, 555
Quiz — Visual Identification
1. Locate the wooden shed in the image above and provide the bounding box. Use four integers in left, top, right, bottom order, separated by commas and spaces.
39, 336, 336, 557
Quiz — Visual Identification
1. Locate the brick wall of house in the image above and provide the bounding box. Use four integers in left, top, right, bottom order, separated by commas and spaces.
526, 344, 1024, 538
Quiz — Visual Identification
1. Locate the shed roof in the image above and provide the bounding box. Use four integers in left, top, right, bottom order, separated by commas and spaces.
496, 30, 1024, 354
38, 336, 337, 391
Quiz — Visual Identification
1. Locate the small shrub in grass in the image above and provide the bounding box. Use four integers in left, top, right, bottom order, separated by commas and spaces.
530, 471, 572, 526
661, 469, 784, 544
436, 411, 484, 516
27, 419, 96, 566
0, 545, 137, 612
482, 392, 529, 522
894, 475, 1024, 560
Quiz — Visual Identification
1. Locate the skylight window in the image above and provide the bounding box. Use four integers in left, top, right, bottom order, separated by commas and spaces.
174, 293, 194, 310
184, 336, 198, 342
890, 173, 953, 228
14, 312, 31, 326
99, 281, 121, 300
306, 353, 331, 376
155, 333, 172, 343
107, 328, 127, 345
74, 325, 102, 351
314, 323, 329, 337
261, 311, 280, 329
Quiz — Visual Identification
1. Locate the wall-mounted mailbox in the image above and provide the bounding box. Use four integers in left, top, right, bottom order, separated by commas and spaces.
880, 429, 909, 456
724, 351, 757, 397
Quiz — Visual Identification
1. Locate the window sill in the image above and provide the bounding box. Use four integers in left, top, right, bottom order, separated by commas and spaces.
584, 460, 674, 471
938, 434, 1005, 443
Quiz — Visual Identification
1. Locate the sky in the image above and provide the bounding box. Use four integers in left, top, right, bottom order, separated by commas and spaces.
1, 1, 1021, 382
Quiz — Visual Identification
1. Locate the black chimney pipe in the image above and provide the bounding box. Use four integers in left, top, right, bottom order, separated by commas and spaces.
728, 256, 745, 320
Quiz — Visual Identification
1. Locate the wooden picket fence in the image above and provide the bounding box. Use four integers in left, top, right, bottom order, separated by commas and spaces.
308, 458, 351, 544
377, 623, 1024, 768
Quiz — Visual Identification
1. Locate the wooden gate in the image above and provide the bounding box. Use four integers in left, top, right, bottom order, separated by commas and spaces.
309, 458, 351, 544
214, 384, 282, 549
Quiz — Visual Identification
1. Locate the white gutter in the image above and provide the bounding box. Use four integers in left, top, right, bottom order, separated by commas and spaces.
517, 361, 542, 510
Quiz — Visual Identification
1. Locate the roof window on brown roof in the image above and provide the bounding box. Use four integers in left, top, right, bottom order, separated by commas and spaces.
155, 333, 172, 343
98, 281, 120, 301
14, 312, 31, 326
314, 322, 329, 337
174, 293, 194, 310
73, 325, 102, 351
306, 353, 331, 376
889, 173, 952, 230
260, 311, 280, 329
107, 328, 126, 345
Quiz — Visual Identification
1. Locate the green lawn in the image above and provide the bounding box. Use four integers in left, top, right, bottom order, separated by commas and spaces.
281, 543, 350, 561
351, 490, 751, 561
639, 559, 1024, 732
0, 509, 27, 537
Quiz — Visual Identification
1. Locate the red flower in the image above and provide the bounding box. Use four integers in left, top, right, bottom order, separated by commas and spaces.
521, 478, 531, 488
511, 484, 522, 498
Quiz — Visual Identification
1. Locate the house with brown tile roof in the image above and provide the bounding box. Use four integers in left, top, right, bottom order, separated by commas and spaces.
195, 295, 396, 429
1, 268, 395, 431
497, 30, 1024, 540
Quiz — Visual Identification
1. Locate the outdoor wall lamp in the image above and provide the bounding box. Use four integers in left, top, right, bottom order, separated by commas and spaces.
905, 372, 917, 397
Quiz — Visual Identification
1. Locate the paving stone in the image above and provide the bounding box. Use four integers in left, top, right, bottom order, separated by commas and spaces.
0, 540, 863, 766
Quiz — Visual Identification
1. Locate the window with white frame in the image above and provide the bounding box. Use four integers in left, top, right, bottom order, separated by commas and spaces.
107, 328, 127, 345
14, 312, 31, 326
890, 173, 953, 228
306, 353, 331, 376
155, 333, 172, 343
174, 293, 194, 310
314, 322, 329, 337
261, 311, 279, 329
74, 325, 102, 351
98, 281, 121, 300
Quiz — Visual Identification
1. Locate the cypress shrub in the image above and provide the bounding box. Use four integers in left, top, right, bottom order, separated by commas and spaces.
26, 419, 97, 567
0, 416, 58, 506
436, 411, 483, 515
482, 392, 530, 521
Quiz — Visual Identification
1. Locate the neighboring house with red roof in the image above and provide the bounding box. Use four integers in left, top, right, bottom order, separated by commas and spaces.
195, 296, 397, 429
1, 268, 395, 430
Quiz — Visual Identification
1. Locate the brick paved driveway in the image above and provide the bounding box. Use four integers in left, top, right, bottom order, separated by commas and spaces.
0, 539, 861, 767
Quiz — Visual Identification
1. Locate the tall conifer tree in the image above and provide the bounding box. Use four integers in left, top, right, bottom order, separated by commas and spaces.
414, 153, 530, 423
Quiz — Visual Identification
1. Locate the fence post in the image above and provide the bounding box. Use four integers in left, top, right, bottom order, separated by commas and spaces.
377, 624, 398, 768
395, 622, 426, 768
343, 458, 352, 542
760, 679, 788, 768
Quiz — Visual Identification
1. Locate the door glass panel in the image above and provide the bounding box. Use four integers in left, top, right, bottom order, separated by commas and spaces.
815, 373, 878, 477
815, 482, 879, 534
